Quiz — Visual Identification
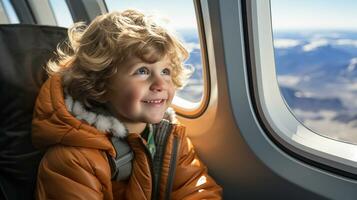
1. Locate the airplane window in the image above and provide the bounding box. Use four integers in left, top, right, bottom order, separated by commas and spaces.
104, 0, 205, 109
49, 0, 73, 27
1, 0, 19, 23
270, 0, 357, 145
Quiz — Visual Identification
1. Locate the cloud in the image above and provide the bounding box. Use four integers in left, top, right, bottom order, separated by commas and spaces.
346, 57, 357, 72
294, 109, 357, 143
346, 82, 357, 91
277, 75, 301, 87
274, 39, 301, 48
334, 39, 357, 47
302, 39, 329, 52
300, 38, 357, 52
184, 42, 200, 53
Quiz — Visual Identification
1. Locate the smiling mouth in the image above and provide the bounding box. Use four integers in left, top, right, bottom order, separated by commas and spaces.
142, 99, 166, 104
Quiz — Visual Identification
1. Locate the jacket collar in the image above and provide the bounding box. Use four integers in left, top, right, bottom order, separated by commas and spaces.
64, 95, 177, 138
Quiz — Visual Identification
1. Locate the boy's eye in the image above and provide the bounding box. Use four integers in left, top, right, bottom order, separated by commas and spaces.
162, 68, 171, 76
135, 67, 149, 75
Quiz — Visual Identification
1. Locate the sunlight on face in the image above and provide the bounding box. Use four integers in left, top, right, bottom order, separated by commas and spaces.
106, 56, 175, 128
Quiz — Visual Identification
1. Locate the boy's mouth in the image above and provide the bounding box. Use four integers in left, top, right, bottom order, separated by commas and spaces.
141, 99, 166, 104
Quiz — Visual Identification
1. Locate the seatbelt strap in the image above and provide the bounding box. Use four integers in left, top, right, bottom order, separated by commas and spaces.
108, 120, 174, 184
108, 137, 134, 181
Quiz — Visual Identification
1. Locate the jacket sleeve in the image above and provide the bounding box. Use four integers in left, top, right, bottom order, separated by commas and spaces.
35, 145, 112, 200
171, 134, 222, 200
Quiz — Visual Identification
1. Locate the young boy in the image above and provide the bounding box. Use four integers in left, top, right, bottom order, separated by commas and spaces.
32, 9, 222, 199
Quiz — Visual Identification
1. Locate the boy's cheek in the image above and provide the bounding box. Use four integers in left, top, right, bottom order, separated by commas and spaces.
169, 90, 176, 103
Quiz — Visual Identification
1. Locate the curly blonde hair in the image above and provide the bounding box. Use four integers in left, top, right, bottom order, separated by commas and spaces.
47, 9, 189, 108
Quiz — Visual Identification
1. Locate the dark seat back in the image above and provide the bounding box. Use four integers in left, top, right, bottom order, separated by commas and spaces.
0, 24, 67, 200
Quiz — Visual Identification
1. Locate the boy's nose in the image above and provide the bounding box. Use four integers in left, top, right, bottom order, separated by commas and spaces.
150, 75, 166, 92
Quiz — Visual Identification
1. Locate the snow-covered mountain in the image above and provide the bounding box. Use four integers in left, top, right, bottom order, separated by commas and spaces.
274, 31, 357, 141
178, 29, 357, 141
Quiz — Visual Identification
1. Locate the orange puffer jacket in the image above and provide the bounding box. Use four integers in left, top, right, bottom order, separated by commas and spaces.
32, 75, 222, 200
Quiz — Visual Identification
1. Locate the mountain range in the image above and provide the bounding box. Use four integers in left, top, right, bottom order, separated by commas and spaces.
179, 29, 357, 142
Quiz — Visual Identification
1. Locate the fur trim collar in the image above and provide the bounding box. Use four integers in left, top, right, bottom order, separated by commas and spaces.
64, 95, 176, 138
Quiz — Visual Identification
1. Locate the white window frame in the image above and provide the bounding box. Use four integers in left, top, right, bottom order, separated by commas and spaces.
250, 0, 357, 174
172, 0, 210, 118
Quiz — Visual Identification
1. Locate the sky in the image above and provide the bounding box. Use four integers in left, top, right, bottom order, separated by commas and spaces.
105, 0, 197, 29
2, 0, 197, 29
49, 0, 73, 27
271, 0, 357, 31
2, 0, 18, 23
3, 0, 356, 31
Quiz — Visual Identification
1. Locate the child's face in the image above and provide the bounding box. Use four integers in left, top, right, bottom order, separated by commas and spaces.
107, 56, 175, 125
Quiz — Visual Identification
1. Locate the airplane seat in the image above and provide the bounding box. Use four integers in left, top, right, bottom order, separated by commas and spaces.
0, 24, 67, 200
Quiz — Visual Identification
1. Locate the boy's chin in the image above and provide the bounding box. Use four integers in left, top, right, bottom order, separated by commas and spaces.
144, 115, 164, 124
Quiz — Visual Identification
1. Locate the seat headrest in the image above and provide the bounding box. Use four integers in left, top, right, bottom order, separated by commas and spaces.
0, 24, 67, 199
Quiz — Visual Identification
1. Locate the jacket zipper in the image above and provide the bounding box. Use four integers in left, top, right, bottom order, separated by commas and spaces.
139, 139, 155, 200
139, 121, 174, 200
164, 135, 179, 200
152, 123, 172, 200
